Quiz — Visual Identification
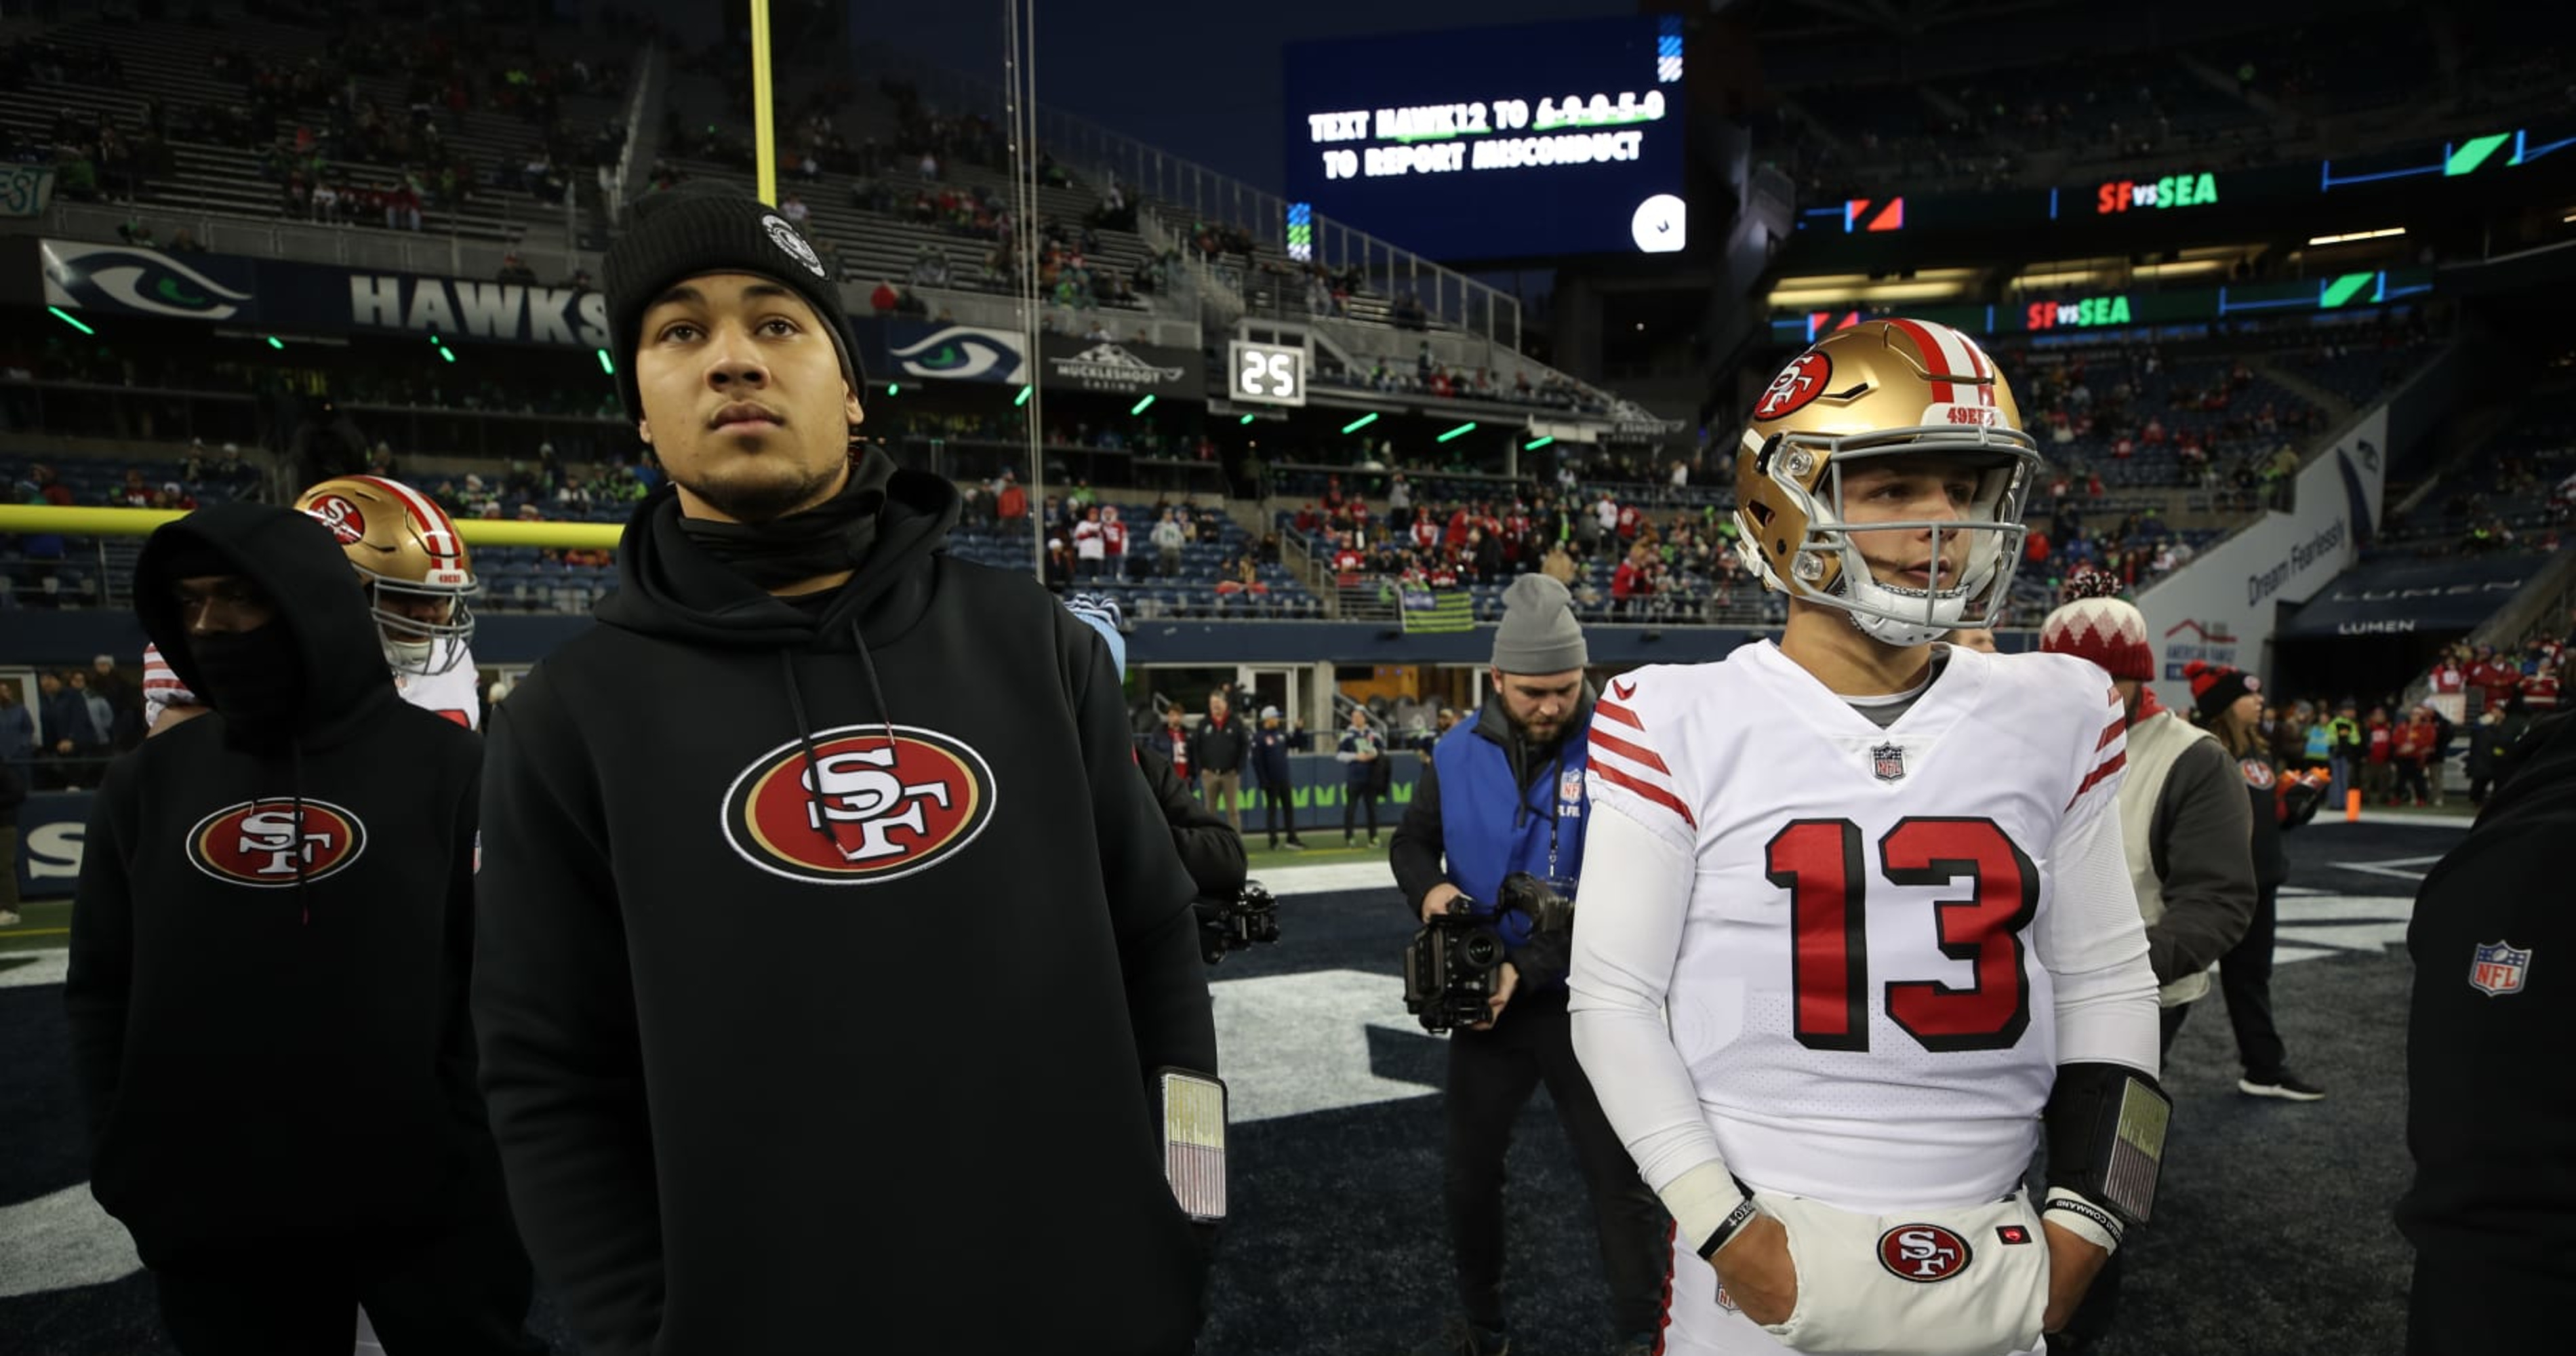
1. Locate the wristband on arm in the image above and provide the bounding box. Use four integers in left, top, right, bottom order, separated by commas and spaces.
2042, 1061, 2171, 1249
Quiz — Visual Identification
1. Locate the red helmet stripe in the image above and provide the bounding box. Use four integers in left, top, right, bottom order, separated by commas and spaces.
352, 474, 465, 564
1883, 318, 1959, 405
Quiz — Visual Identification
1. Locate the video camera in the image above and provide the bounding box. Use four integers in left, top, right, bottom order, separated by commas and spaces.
1403, 873, 1575, 1033
1196, 880, 1281, 965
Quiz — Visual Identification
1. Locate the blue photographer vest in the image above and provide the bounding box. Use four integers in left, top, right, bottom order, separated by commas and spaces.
1433, 713, 1591, 951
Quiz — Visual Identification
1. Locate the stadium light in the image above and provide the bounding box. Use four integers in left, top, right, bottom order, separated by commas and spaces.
1131, 394, 1156, 416
265, 336, 285, 351
1013, 384, 1032, 407
595, 348, 616, 376
887, 382, 900, 397
1524, 437, 1555, 451
48, 306, 94, 336
1239, 414, 1256, 425
1341, 412, 1380, 435
2306, 227, 2405, 246
1437, 422, 1476, 443
437, 344, 456, 364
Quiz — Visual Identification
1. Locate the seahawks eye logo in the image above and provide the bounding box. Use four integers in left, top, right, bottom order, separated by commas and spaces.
40, 242, 255, 321
889, 326, 1026, 383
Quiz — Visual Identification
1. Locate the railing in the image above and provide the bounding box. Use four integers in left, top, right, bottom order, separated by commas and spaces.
10, 199, 598, 286
889, 284, 1200, 350
604, 42, 668, 231
849, 41, 1522, 352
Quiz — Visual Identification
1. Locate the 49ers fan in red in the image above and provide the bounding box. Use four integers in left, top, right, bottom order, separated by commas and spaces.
144, 475, 483, 734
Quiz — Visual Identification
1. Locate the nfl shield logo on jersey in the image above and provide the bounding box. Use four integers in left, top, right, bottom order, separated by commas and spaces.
2469, 940, 2532, 997
1871, 742, 1908, 782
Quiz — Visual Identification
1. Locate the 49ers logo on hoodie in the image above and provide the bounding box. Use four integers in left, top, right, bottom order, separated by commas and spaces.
186, 799, 368, 888
721, 725, 997, 884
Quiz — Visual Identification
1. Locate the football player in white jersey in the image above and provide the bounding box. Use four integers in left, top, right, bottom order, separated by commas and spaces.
1567, 319, 2164, 1356
147, 475, 481, 734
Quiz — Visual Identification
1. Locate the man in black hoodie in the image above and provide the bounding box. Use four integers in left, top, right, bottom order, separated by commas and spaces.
64, 502, 540, 1355
472, 182, 1219, 1355
2400, 711, 2575, 1353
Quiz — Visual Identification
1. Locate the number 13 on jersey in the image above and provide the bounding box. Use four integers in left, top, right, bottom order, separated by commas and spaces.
1767, 817, 2038, 1054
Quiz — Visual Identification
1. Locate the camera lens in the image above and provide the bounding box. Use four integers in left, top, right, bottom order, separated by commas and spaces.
1460, 932, 1502, 969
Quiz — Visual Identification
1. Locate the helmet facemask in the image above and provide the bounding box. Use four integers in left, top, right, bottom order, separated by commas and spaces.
363, 572, 477, 676
1735, 423, 2040, 649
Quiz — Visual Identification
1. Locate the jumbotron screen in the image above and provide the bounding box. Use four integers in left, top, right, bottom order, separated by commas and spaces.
1281, 16, 1687, 262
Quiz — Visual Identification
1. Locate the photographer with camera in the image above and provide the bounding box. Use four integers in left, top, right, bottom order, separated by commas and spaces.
1389, 574, 1667, 1356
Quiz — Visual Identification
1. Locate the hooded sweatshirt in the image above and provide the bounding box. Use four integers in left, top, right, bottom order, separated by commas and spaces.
2400, 713, 2576, 1321
471, 454, 1215, 1355
62, 501, 488, 1269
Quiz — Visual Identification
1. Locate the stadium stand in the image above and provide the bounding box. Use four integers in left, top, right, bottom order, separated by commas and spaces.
1755, 2, 2568, 201
2379, 387, 2576, 557
0, 5, 638, 248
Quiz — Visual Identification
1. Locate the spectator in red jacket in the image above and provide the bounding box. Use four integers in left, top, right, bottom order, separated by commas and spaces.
2392, 708, 2437, 807
2471, 645, 2522, 713
1101, 506, 1129, 582
2363, 706, 2396, 804
2524, 662, 2562, 713
1609, 541, 1654, 617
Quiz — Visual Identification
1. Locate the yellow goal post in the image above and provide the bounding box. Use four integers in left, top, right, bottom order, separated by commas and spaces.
0, 504, 626, 552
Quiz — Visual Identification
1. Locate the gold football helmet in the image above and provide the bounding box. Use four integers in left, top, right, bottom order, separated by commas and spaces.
294, 474, 477, 675
1733, 318, 2040, 646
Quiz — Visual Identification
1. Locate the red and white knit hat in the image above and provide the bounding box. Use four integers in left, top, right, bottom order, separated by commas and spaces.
2038, 571, 2154, 682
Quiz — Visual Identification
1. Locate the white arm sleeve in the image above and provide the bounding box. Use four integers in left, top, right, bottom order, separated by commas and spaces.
2038, 801, 2160, 1077
1567, 798, 1748, 1246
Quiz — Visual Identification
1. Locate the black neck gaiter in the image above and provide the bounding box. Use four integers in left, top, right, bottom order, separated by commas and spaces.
678, 456, 888, 591
190, 626, 307, 732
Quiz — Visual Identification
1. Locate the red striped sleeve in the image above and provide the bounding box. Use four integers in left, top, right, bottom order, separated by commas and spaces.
1591, 761, 1697, 830
1587, 695, 1696, 833
1588, 725, 1671, 775
2069, 751, 2126, 805
1593, 698, 1645, 730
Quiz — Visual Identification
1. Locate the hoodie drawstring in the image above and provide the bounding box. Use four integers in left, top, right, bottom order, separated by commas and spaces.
290, 742, 311, 926
780, 621, 901, 852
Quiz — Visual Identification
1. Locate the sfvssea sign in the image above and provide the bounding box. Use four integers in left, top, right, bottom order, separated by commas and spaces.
2094, 172, 2220, 214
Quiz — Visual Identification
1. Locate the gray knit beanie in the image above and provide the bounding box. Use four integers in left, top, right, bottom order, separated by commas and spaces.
1491, 574, 1588, 674
602, 180, 864, 426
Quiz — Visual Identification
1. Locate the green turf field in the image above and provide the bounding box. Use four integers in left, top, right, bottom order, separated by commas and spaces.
1241, 840, 1390, 874
0, 899, 71, 954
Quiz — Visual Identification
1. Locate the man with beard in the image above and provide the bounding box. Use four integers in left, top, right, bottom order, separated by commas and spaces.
1390, 574, 1667, 1356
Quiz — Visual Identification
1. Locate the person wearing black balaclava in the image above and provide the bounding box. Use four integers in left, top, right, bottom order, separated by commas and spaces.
63, 501, 542, 1355
470, 182, 1218, 1355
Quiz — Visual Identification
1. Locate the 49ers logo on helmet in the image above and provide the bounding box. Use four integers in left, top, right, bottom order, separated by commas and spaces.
185, 799, 368, 888
303, 494, 366, 546
721, 725, 997, 884
1877, 1223, 1973, 1283
1755, 351, 1832, 421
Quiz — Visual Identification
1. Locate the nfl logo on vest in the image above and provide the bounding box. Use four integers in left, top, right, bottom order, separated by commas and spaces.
2469, 940, 2532, 997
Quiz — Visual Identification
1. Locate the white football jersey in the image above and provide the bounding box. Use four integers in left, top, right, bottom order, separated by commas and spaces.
1584, 641, 2128, 1214
143, 641, 481, 732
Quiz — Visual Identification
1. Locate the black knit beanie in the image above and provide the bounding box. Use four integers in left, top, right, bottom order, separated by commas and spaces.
602, 180, 865, 426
